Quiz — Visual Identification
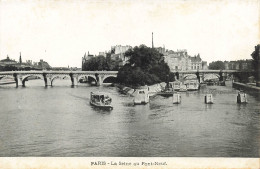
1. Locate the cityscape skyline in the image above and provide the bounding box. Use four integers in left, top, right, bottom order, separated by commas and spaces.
0, 0, 259, 67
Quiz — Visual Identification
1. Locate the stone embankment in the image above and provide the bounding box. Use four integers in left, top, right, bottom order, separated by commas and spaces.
232, 82, 260, 94
115, 83, 167, 96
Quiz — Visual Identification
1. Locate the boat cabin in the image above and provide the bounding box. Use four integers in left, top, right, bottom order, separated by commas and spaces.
134, 89, 149, 105
237, 91, 247, 103
205, 94, 214, 104
185, 82, 199, 91
90, 92, 113, 109
169, 81, 181, 91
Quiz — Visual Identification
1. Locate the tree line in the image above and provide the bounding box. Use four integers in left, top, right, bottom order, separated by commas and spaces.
82, 45, 175, 86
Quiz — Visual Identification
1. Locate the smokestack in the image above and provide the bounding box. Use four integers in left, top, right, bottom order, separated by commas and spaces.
152, 32, 154, 48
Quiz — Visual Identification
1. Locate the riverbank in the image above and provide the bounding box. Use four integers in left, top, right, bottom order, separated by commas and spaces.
0, 80, 16, 85
0, 76, 42, 85
232, 82, 260, 94
115, 83, 167, 96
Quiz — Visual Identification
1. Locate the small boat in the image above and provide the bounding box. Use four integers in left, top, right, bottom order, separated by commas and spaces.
237, 91, 247, 103
90, 92, 113, 110
205, 94, 213, 104
157, 84, 174, 97
186, 82, 199, 91
169, 81, 181, 91
134, 89, 149, 105
179, 84, 187, 92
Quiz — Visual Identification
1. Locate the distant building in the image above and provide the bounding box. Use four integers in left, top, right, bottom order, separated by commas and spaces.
37, 59, 51, 70
190, 54, 203, 70
164, 49, 207, 71
98, 52, 106, 57
155, 46, 166, 55
111, 45, 132, 65
202, 61, 208, 70
0, 53, 51, 70
0, 55, 17, 66
224, 60, 252, 70
111, 45, 131, 55
82, 51, 94, 69
52, 67, 70, 71
164, 49, 191, 71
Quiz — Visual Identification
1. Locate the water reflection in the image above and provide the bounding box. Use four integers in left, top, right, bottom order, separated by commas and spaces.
0, 81, 259, 157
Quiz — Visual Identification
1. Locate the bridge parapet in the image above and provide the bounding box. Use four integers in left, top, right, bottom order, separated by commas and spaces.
170, 70, 244, 82
0, 71, 118, 87
171, 70, 239, 74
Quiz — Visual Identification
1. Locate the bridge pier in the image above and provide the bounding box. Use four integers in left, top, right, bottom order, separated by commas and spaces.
43, 73, 52, 86
223, 72, 228, 81
72, 76, 78, 86
97, 75, 104, 86
13, 73, 23, 87
45, 78, 51, 86
199, 75, 204, 83
69, 73, 78, 87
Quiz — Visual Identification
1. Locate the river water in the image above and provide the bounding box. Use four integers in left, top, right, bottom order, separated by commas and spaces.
0, 80, 259, 157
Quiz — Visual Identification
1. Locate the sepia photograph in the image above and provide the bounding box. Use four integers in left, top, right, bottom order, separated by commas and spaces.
0, 0, 259, 168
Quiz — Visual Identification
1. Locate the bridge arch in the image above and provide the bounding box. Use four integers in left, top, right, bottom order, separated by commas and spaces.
204, 73, 220, 81
0, 75, 15, 81
22, 74, 44, 86
51, 75, 71, 86
77, 74, 97, 83
102, 75, 117, 83
183, 74, 197, 80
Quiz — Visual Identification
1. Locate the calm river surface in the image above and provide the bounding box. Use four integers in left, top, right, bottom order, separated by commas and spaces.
0, 80, 259, 157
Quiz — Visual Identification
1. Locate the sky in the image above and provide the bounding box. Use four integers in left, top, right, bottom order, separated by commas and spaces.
0, 0, 259, 67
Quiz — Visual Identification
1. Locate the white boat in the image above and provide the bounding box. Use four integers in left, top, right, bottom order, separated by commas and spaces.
134, 89, 149, 105
179, 84, 187, 92
90, 92, 113, 110
169, 81, 181, 91
185, 82, 199, 91
237, 91, 247, 103
205, 94, 213, 104
157, 84, 174, 97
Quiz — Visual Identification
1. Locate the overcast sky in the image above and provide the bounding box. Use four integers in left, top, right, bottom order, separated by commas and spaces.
0, 0, 259, 67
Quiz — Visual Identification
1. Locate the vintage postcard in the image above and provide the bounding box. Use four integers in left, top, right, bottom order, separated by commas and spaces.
0, 0, 259, 168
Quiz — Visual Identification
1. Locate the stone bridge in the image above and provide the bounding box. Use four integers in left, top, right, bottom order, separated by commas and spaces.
0, 70, 250, 87
0, 71, 118, 87
171, 70, 242, 82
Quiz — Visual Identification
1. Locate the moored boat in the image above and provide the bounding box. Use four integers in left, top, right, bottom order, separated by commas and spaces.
169, 81, 181, 91
185, 81, 199, 91
134, 88, 149, 105
179, 84, 187, 92
157, 83, 174, 97
237, 91, 247, 103
90, 92, 113, 110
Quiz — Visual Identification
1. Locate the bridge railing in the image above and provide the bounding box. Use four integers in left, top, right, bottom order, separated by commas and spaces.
0, 70, 119, 75
171, 70, 242, 73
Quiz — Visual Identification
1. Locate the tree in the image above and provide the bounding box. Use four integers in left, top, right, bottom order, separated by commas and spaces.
82, 55, 108, 71
208, 61, 225, 70
82, 54, 122, 71
251, 45, 260, 71
251, 44, 260, 86
117, 45, 170, 86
